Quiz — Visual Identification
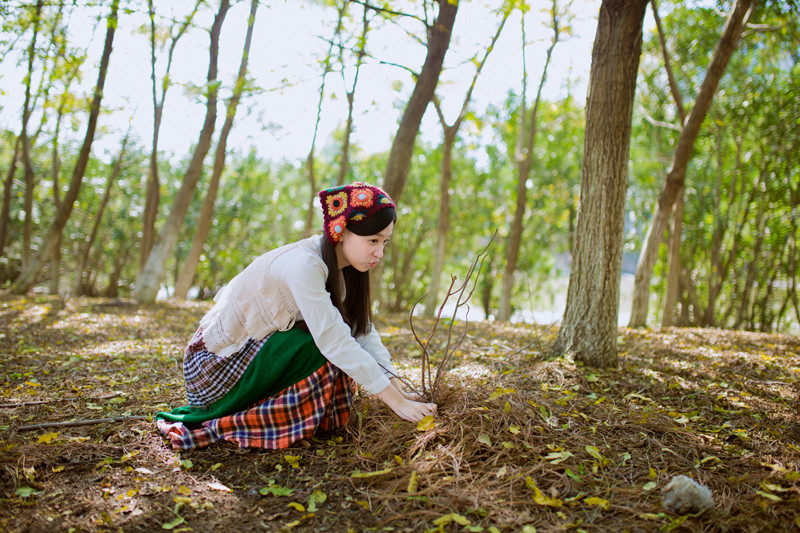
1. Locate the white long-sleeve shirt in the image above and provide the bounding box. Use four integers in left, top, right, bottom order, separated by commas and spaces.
198, 235, 395, 394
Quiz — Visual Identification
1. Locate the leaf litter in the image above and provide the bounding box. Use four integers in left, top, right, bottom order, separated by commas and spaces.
0, 293, 799, 532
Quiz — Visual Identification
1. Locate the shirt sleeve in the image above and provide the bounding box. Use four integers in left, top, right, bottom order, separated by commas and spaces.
269, 248, 391, 395
356, 325, 397, 379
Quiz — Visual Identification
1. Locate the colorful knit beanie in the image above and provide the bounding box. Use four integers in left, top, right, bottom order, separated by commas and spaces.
318, 182, 395, 245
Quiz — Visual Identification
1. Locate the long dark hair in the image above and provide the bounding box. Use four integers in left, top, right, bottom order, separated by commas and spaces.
321, 207, 396, 337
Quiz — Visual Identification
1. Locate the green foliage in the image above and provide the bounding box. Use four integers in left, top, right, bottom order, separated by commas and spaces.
633, 0, 800, 331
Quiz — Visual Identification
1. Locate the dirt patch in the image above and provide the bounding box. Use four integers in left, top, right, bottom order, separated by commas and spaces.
1, 292, 798, 532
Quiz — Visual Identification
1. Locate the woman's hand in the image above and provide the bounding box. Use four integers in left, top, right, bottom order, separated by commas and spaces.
377, 382, 437, 423
390, 377, 427, 402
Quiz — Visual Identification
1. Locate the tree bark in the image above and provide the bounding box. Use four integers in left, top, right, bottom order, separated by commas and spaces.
628, 0, 755, 327
174, 0, 258, 300
660, 190, 683, 327
73, 132, 129, 296
134, 0, 230, 303
382, 0, 458, 203
337, 3, 370, 187
0, 137, 22, 257
498, 1, 559, 321
11, 0, 120, 294
552, 0, 648, 368
425, 9, 508, 318
140, 0, 200, 274
303, 1, 347, 237
20, 0, 44, 269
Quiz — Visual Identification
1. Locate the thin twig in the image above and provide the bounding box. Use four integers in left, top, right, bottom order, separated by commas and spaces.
0, 392, 122, 409
17, 415, 150, 431
410, 231, 497, 403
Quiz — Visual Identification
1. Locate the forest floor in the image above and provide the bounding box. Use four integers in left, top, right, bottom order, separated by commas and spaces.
1, 292, 799, 533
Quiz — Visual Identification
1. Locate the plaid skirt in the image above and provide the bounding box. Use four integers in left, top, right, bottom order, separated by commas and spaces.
156, 329, 356, 450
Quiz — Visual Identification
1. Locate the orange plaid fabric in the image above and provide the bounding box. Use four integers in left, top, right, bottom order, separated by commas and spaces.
157, 361, 355, 450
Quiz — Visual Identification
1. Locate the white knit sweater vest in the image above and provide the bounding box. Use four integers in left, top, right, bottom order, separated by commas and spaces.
199, 236, 323, 358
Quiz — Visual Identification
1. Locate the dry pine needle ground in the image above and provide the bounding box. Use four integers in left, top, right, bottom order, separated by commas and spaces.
0, 293, 798, 532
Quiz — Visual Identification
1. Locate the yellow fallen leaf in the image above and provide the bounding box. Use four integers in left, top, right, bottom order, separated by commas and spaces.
407, 470, 419, 494
283, 455, 301, 469
417, 415, 437, 431
478, 433, 492, 446
755, 490, 782, 501
488, 387, 515, 401
52, 465, 65, 473
584, 496, 610, 510
38, 432, 59, 444
525, 477, 563, 508
287, 502, 305, 512
585, 445, 604, 461
433, 513, 471, 526
509, 425, 520, 435
351, 467, 392, 478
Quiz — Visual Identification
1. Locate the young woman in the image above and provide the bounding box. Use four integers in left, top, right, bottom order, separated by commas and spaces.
156, 182, 436, 450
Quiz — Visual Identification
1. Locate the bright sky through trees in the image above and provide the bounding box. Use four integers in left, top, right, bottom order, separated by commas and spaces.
0, 0, 634, 164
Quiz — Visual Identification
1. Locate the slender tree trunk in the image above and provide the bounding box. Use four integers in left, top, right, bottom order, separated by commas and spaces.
134, 0, 230, 303
73, 133, 129, 296
552, 0, 648, 368
382, 0, 458, 203
424, 10, 509, 318
337, 3, 369, 187
498, 2, 559, 321
0, 137, 22, 257
628, 0, 755, 327
174, 0, 258, 300
425, 130, 454, 318
11, 0, 120, 294
20, 0, 44, 269
660, 190, 683, 327
304, 1, 347, 236
140, 0, 200, 273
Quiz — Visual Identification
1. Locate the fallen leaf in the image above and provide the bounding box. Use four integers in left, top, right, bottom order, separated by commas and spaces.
307, 489, 326, 512
208, 482, 231, 492
525, 477, 562, 507
160, 516, 185, 530
407, 470, 419, 494
417, 415, 437, 431
585, 445, 604, 461
433, 513, 471, 526
283, 455, 301, 469
584, 496, 610, 510
478, 433, 492, 446
37, 432, 59, 444
287, 502, 305, 512
351, 467, 392, 478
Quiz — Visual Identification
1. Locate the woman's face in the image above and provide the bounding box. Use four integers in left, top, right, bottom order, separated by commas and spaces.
336, 222, 394, 272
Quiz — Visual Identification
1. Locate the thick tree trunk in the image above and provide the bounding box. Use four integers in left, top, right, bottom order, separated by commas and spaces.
382, 0, 458, 203
11, 0, 119, 294
552, 0, 648, 368
134, 0, 230, 303
628, 0, 755, 327
174, 0, 258, 300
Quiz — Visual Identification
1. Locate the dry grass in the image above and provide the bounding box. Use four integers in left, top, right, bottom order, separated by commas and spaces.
1, 292, 799, 532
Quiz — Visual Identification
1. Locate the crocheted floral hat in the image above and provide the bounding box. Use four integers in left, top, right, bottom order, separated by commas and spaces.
318, 182, 395, 245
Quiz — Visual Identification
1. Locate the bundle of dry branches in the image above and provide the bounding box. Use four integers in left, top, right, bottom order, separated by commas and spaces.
402, 233, 495, 404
